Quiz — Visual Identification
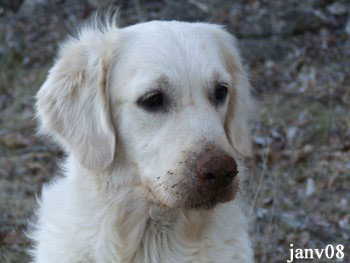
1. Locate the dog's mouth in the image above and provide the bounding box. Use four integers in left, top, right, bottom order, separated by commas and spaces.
147, 177, 239, 210
182, 179, 239, 210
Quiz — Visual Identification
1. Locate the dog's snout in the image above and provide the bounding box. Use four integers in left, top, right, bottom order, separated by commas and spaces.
196, 153, 238, 188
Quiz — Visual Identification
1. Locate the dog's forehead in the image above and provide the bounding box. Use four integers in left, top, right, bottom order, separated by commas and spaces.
122, 21, 224, 67
113, 21, 231, 98
123, 21, 218, 46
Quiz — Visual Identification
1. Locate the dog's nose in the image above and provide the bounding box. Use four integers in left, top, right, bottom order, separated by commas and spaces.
196, 153, 238, 188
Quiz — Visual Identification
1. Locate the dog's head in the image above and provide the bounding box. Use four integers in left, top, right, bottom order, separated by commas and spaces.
36, 18, 253, 209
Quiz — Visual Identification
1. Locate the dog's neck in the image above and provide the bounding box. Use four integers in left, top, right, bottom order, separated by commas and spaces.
99, 183, 214, 262
135, 208, 214, 262
115, 198, 213, 262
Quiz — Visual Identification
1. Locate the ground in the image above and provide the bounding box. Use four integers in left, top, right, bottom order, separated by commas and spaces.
0, 0, 349, 262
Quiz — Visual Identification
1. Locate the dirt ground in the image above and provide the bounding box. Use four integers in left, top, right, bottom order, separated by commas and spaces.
0, 0, 349, 262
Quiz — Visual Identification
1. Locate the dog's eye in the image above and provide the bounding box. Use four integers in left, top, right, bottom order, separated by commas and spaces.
214, 84, 228, 105
137, 90, 166, 112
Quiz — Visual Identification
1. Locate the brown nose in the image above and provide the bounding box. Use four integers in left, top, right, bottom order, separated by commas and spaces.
196, 152, 238, 188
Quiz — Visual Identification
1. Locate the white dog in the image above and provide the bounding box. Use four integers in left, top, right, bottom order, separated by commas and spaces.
29, 14, 255, 263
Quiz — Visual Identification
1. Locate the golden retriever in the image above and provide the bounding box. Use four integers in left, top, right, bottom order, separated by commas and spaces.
29, 14, 254, 263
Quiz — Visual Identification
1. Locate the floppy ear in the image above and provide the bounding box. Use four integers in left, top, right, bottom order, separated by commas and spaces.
213, 26, 254, 157
36, 27, 117, 171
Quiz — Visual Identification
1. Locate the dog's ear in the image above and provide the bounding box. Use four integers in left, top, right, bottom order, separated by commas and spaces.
213, 26, 254, 157
36, 27, 118, 171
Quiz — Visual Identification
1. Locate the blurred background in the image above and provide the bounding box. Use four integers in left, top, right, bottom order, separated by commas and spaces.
0, 0, 349, 262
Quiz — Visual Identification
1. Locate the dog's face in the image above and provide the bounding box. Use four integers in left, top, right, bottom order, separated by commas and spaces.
36, 20, 253, 209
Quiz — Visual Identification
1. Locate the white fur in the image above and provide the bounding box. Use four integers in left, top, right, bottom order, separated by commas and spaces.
29, 16, 254, 263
